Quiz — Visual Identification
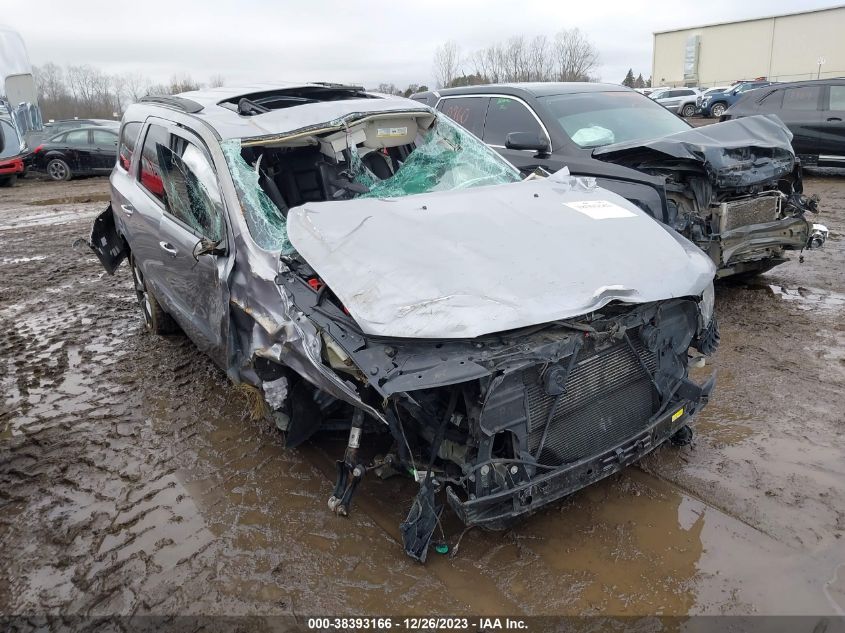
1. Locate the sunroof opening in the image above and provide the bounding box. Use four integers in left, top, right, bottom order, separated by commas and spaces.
218, 84, 378, 116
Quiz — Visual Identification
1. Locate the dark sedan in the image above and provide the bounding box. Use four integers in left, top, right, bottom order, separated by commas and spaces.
411, 82, 824, 278
31, 126, 118, 180
722, 78, 845, 168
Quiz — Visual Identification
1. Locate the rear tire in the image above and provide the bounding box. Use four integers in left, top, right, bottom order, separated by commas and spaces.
682, 104, 695, 117
129, 254, 177, 335
47, 158, 72, 181
710, 102, 727, 118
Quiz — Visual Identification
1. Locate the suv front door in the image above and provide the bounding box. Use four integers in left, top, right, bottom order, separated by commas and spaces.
818, 84, 845, 164
136, 119, 231, 365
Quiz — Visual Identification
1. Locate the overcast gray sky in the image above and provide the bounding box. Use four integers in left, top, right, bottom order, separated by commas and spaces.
3, 0, 840, 88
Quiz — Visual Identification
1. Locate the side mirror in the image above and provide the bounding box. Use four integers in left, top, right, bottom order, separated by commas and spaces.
505, 131, 550, 155
192, 237, 225, 260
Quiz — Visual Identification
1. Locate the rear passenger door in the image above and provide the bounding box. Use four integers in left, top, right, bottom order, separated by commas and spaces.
818, 84, 845, 164
91, 128, 119, 171
137, 120, 231, 364
63, 129, 93, 172
772, 86, 823, 156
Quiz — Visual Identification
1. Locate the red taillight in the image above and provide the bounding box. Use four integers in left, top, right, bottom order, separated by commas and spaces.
33, 145, 43, 154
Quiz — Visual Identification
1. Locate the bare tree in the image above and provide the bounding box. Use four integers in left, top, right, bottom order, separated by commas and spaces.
375, 82, 401, 95
208, 74, 225, 88
122, 71, 152, 102
167, 73, 201, 95
433, 41, 461, 88
464, 28, 599, 84
552, 28, 599, 82
527, 35, 549, 82
33, 63, 67, 102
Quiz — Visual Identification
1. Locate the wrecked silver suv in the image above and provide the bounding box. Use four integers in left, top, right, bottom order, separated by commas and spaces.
89, 84, 719, 561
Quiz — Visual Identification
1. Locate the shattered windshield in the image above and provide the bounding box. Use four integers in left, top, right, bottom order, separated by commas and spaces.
222, 138, 295, 254
541, 91, 691, 149
222, 112, 521, 253
351, 114, 520, 197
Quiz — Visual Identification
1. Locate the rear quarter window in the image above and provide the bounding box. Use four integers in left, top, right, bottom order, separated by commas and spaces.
118, 122, 142, 171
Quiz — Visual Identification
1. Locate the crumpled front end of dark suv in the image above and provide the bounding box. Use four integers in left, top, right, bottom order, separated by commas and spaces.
594, 115, 824, 277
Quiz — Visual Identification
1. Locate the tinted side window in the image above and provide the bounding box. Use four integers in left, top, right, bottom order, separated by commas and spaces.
92, 129, 117, 145
782, 87, 821, 110
66, 129, 89, 145
139, 123, 169, 202
483, 97, 543, 146
118, 122, 142, 171
436, 97, 488, 138
828, 86, 845, 111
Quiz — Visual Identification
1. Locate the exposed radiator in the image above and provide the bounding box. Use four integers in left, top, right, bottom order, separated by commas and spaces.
717, 195, 781, 233
524, 338, 658, 466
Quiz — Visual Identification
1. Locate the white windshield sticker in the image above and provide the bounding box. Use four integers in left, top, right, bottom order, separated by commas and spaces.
376, 126, 408, 138
565, 200, 636, 220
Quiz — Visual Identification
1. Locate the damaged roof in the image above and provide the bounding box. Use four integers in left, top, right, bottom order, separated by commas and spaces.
139, 82, 432, 141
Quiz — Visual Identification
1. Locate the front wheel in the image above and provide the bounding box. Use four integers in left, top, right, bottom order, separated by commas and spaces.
129, 254, 177, 335
710, 102, 727, 118
47, 158, 71, 181
0, 175, 17, 187
682, 104, 695, 117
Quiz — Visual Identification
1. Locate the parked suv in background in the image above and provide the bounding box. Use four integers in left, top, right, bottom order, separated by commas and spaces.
699, 81, 776, 117
695, 86, 730, 113
411, 82, 824, 278
650, 87, 701, 117
722, 78, 845, 168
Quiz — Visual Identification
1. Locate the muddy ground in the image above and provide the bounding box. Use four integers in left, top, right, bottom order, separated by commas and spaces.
1, 169, 844, 620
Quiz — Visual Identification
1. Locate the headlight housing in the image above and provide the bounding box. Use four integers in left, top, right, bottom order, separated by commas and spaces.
699, 281, 715, 329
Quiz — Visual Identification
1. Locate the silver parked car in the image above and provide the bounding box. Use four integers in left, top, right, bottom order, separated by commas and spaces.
650, 87, 702, 117
88, 83, 719, 561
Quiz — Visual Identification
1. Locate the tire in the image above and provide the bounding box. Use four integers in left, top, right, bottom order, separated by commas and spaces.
681, 103, 695, 117
710, 102, 727, 118
129, 254, 177, 335
0, 175, 16, 187
47, 158, 72, 181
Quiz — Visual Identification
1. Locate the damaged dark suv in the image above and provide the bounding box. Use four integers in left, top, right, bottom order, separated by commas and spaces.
89, 83, 719, 561
413, 83, 827, 278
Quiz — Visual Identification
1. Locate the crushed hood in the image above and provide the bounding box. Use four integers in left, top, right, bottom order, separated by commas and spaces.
287, 176, 715, 339
592, 115, 796, 189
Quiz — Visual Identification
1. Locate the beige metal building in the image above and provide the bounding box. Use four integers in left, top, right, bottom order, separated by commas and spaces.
652, 5, 845, 88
